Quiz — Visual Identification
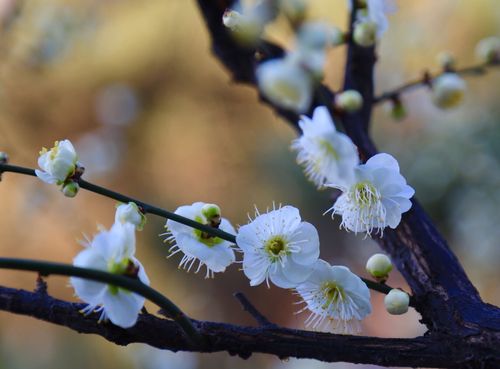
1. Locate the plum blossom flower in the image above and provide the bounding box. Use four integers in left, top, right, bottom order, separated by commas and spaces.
115, 202, 146, 231
70, 222, 150, 328
296, 259, 372, 333
356, 0, 396, 38
291, 106, 359, 189
35, 139, 78, 185
236, 205, 320, 288
163, 202, 236, 278
256, 57, 313, 113
326, 153, 414, 236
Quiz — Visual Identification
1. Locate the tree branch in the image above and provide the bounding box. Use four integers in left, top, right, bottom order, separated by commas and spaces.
233, 292, 276, 327
0, 285, 498, 368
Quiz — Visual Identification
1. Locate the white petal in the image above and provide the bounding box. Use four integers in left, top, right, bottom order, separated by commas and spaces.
102, 289, 144, 328
71, 249, 108, 304
365, 153, 400, 172
35, 169, 57, 184
290, 222, 320, 266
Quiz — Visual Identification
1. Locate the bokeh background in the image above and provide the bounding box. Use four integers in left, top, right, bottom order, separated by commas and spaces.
0, 0, 498, 368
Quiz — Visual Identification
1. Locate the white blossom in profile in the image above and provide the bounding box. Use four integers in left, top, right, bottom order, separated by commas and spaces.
236, 205, 320, 288
35, 139, 78, 185
326, 153, 414, 236
296, 259, 371, 333
356, 0, 396, 38
291, 106, 359, 189
115, 202, 146, 231
163, 202, 236, 278
431, 73, 467, 109
70, 222, 150, 328
256, 57, 313, 113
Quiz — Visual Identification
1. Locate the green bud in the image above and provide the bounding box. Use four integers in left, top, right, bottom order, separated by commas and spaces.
353, 21, 377, 47
366, 253, 393, 279
62, 181, 79, 198
335, 90, 363, 112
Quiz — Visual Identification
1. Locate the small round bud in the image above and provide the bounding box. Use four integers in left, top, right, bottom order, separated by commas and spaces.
431, 73, 466, 109
335, 90, 363, 112
353, 21, 377, 47
330, 26, 345, 47
222, 6, 267, 46
0, 152, 9, 164
475, 36, 500, 64
384, 289, 410, 315
201, 203, 221, 219
279, 0, 307, 26
386, 99, 407, 121
115, 202, 146, 231
366, 253, 393, 279
436, 51, 456, 70
62, 181, 79, 198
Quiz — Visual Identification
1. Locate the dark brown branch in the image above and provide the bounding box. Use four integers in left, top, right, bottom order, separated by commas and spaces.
0, 286, 498, 368
374, 61, 500, 104
233, 292, 276, 327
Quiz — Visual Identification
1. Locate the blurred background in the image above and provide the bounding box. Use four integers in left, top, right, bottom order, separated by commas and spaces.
0, 0, 498, 368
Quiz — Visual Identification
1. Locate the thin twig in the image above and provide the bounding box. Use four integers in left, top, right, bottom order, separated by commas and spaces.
373, 61, 500, 103
234, 292, 276, 327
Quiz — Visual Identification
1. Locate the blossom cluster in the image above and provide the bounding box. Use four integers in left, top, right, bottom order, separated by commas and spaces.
38, 132, 412, 332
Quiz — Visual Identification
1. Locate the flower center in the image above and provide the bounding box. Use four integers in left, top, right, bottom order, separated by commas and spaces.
264, 235, 289, 261
352, 181, 380, 208
107, 258, 139, 295
193, 215, 224, 248
321, 281, 345, 308
317, 138, 339, 160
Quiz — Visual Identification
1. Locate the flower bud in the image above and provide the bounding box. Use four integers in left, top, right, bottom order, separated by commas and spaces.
256, 57, 313, 113
115, 202, 146, 231
201, 203, 222, 228
384, 289, 410, 315
335, 90, 363, 112
431, 73, 466, 109
0, 152, 8, 164
475, 36, 500, 64
279, 0, 307, 26
61, 181, 79, 198
366, 253, 392, 279
353, 21, 377, 47
387, 99, 406, 121
436, 51, 456, 70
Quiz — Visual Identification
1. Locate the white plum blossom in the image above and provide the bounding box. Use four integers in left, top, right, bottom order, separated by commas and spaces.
356, 0, 396, 38
236, 205, 320, 288
431, 73, 467, 109
296, 259, 371, 333
115, 202, 146, 231
326, 153, 414, 236
475, 36, 500, 63
70, 222, 149, 328
291, 106, 359, 189
35, 139, 78, 185
163, 202, 236, 278
256, 57, 313, 113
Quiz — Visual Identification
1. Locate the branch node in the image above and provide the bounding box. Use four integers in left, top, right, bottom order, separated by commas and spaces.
35, 274, 48, 295
233, 292, 276, 328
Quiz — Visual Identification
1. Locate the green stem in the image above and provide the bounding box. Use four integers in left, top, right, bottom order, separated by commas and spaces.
0, 163, 404, 299
0, 257, 203, 345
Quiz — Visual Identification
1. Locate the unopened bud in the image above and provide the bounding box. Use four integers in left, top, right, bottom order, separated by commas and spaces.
0, 152, 8, 164
431, 73, 466, 109
388, 99, 406, 121
353, 21, 377, 47
115, 202, 146, 231
475, 36, 500, 64
335, 90, 363, 112
384, 289, 410, 315
437, 51, 456, 70
202, 203, 221, 227
366, 253, 393, 279
280, 0, 307, 26
62, 181, 79, 198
